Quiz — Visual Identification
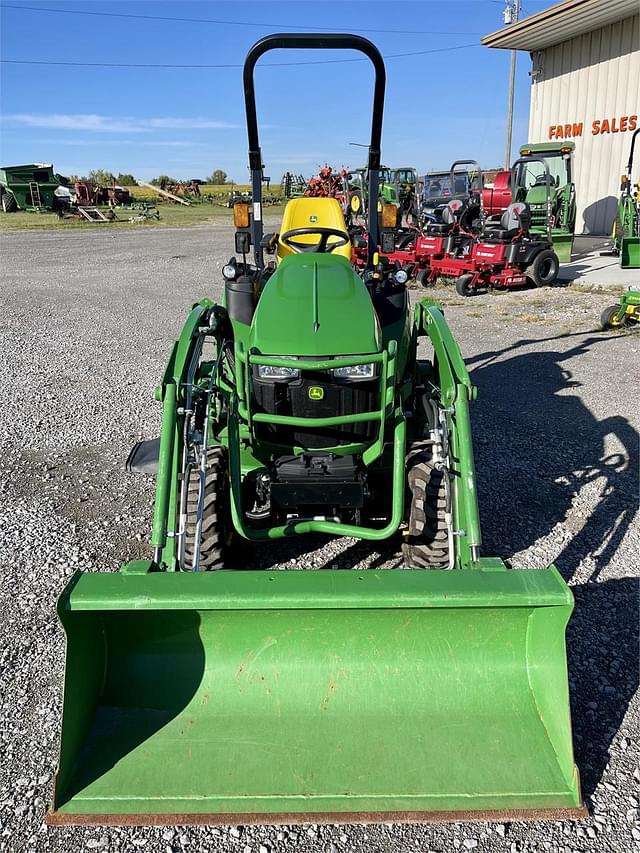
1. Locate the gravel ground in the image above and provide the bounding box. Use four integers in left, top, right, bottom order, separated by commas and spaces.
1, 225, 638, 853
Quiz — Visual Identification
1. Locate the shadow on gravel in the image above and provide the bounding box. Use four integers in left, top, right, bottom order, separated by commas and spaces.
467, 331, 639, 581
467, 331, 639, 806
567, 577, 639, 804
233, 533, 401, 571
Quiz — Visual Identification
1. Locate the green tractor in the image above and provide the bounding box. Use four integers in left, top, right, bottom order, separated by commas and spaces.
600, 288, 640, 329
49, 34, 584, 825
391, 166, 419, 221
514, 142, 576, 262
612, 129, 640, 269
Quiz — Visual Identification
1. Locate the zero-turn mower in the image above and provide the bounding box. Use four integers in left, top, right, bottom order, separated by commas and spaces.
425, 158, 561, 296
49, 33, 584, 826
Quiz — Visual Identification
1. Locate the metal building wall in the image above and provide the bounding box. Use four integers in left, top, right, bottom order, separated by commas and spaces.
528, 14, 639, 234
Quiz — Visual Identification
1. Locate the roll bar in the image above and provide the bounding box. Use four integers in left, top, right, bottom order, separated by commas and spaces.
449, 159, 483, 222
242, 33, 386, 268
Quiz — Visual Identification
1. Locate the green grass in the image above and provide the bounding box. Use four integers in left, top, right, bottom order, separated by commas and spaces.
0, 201, 286, 232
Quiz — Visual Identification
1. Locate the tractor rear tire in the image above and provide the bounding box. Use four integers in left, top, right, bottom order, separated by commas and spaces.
183, 447, 230, 570
600, 304, 624, 329
1, 192, 17, 213
455, 274, 475, 297
526, 249, 559, 287
403, 442, 449, 569
416, 267, 431, 287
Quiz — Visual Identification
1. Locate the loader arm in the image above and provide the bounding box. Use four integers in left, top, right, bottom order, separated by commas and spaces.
414, 300, 482, 565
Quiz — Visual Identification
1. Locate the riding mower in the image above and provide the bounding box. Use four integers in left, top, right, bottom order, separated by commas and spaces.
601, 288, 640, 329
422, 158, 560, 296
49, 34, 583, 825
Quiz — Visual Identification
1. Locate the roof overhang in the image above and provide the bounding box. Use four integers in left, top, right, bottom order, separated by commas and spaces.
482, 0, 638, 50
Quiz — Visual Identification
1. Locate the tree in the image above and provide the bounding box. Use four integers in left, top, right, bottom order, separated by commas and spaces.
87, 169, 115, 186
116, 173, 138, 186
207, 169, 228, 185
151, 174, 178, 186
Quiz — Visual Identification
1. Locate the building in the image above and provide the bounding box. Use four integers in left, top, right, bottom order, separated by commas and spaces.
482, 0, 639, 235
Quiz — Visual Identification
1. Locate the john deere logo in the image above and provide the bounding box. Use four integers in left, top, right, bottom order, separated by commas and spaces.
309, 215, 318, 223
308, 386, 324, 401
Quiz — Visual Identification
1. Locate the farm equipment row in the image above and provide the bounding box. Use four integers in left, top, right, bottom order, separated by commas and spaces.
353, 158, 561, 296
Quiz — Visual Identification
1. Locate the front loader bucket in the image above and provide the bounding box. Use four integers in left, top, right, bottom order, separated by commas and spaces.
550, 231, 574, 263
49, 564, 585, 825
621, 237, 640, 269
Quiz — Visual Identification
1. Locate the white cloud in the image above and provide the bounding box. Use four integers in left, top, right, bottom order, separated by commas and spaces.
25, 138, 202, 147
147, 117, 239, 130
3, 113, 240, 132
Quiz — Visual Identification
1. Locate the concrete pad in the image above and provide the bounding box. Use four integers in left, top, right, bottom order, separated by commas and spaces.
559, 236, 640, 289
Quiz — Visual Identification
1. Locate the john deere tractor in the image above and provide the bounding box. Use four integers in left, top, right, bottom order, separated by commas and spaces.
49, 34, 583, 826
612, 128, 640, 268
513, 142, 576, 262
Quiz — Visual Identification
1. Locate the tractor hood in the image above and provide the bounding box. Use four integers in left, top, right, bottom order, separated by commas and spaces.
250, 254, 381, 356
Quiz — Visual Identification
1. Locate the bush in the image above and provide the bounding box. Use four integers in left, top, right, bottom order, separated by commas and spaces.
207, 169, 229, 185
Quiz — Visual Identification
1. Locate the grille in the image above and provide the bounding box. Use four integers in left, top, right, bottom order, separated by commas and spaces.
252, 368, 379, 448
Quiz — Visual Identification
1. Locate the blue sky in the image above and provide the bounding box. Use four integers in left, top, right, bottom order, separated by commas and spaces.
0, 0, 547, 182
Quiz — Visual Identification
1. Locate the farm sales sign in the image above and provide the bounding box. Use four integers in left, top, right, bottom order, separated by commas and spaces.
548, 114, 637, 139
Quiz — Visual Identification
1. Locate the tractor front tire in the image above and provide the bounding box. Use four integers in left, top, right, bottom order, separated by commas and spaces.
403, 442, 449, 569
416, 267, 431, 287
455, 274, 475, 297
183, 447, 230, 570
526, 249, 559, 287
1, 192, 17, 213
600, 304, 624, 330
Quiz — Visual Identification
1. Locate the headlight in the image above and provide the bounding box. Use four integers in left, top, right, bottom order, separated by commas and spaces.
394, 268, 409, 285
332, 363, 375, 380
222, 263, 236, 280
257, 363, 300, 380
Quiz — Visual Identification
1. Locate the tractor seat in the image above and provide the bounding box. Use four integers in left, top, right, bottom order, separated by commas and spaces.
276, 198, 351, 263
533, 173, 557, 186
425, 222, 454, 235
482, 226, 519, 242
481, 202, 530, 243
424, 198, 463, 236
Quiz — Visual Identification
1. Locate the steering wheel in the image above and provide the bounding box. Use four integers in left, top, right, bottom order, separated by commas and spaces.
280, 227, 350, 254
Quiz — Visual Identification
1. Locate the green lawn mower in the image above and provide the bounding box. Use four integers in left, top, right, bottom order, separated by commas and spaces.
601, 289, 640, 329
49, 33, 584, 826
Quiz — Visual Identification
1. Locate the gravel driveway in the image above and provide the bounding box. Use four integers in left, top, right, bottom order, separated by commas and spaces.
1, 225, 638, 853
